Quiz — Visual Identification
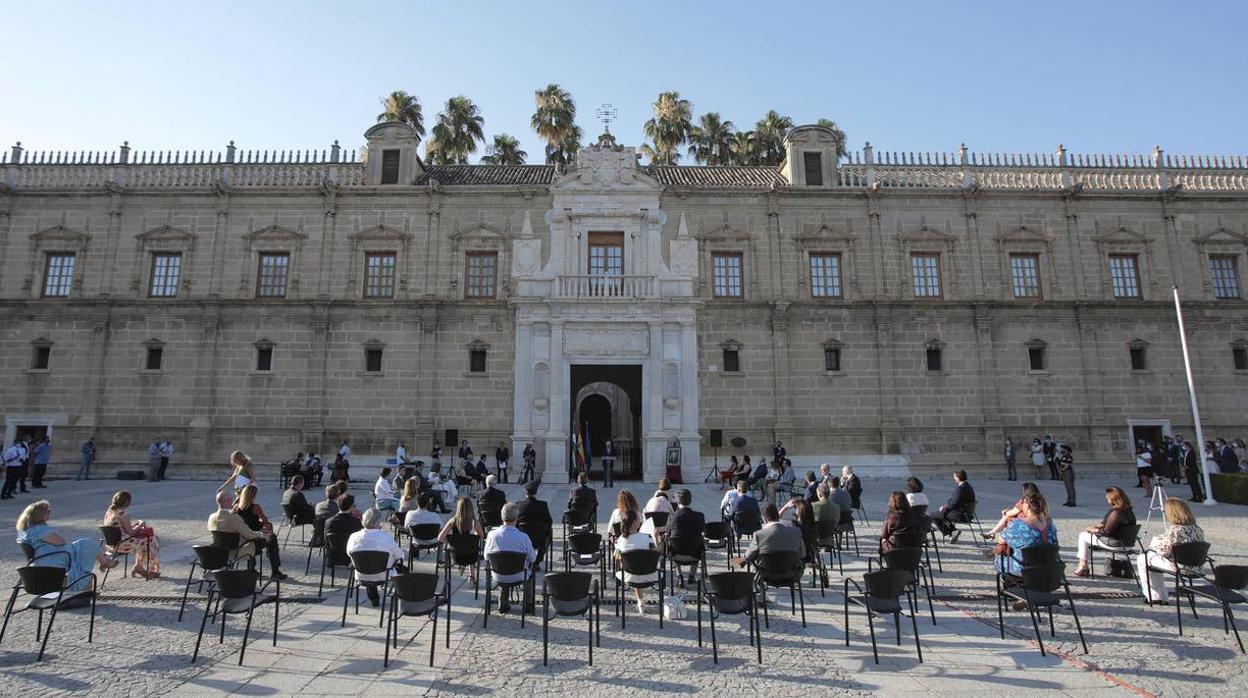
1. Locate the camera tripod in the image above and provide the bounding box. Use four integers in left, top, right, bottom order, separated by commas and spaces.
1144, 476, 1170, 534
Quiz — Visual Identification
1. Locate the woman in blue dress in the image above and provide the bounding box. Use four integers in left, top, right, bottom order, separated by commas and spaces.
994, 491, 1059, 578
16, 500, 117, 591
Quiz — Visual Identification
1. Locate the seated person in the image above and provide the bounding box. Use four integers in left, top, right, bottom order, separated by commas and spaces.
324, 493, 363, 540
879, 491, 922, 554
984, 482, 1039, 540
103, 490, 161, 579
801, 471, 819, 503
1136, 498, 1205, 603
731, 455, 753, 487
810, 483, 841, 524
282, 475, 316, 526
18, 499, 116, 591
730, 485, 762, 538
745, 458, 769, 489
346, 508, 407, 606
233, 484, 287, 580
311, 482, 343, 547
439, 497, 485, 584
567, 473, 598, 515
474, 456, 491, 484
404, 493, 444, 546
828, 476, 852, 514
933, 469, 976, 541
904, 477, 929, 510
841, 466, 864, 511
484, 502, 537, 613
208, 489, 267, 570
479, 474, 507, 519
719, 455, 740, 488
374, 467, 399, 513
426, 464, 455, 514
1073, 486, 1137, 577
614, 509, 658, 615
993, 492, 1058, 583
719, 479, 749, 519
641, 479, 674, 536
734, 502, 804, 567
608, 490, 642, 541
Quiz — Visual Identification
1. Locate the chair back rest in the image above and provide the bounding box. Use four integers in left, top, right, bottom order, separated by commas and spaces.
349, 550, 392, 575
703, 521, 729, 541
324, 531, 353, 566
409, 523, 441, 543
1170, 541, 1211, 568
1213, 564, 1248, 591
1021, 543, 1061, 567
756, 550, 803, 581
211, 531, 242, 551
281, 502, 297, 520
18, 542, 36, 562
707, 571, 755, 601
733, 509, 761, 534
518, 522, 551, 549
480, 508, 503, 528
17, 565, 68, 596
619, 548, 661, 575
911, 504, 928, 518
891, 531, 926, 549
563, 508, 591, 526
391, 571, 439, 602
837, 509, 854, 526
960, 501, 977, 520
882, 547, 923, 573
1020, 561, 1066, 593
1114, 523, 1142, 545
544, 571, 592, 602
610, 521, 622, 538
569, 496, 596, 513
864, 569, 911, 599
644, 511, 670, 529
193, 543, 232, 571
815, 518, 838, 542
99, 525, 125, 546
212, 569, 261, 600
567, 532, 602, 555
446, 533, 481, 565
487, 550, 529, 576
667, 535, 705, 558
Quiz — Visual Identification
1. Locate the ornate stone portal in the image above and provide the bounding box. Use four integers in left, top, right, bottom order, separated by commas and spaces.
510, 135, 700, 482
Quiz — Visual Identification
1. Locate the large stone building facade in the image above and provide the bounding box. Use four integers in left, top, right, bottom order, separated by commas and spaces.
2, 123, 1246, 481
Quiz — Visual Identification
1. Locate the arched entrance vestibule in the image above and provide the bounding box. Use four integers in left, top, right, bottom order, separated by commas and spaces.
571, 367, 642, 479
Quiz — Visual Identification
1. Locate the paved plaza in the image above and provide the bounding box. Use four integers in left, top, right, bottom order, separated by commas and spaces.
0, 468, 1244, 697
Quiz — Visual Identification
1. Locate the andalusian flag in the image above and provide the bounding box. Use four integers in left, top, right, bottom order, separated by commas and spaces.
574, 428, 588, 472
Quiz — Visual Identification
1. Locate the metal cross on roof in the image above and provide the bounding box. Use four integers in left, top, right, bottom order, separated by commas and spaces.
595, 104, 618, 134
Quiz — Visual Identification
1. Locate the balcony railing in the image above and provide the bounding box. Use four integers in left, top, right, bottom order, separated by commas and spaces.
555, 274, 655, 299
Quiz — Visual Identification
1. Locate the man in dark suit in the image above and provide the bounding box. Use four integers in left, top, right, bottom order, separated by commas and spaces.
1042, 435, 1059, 480
735, 502, 804, 567
324, 493, 363, 539
841, 466, 863, 511
934, 469, 976, 541
665, 489, 706, 584
567, 473, 597, 514
1178, 436, 1205, 502
281, 475, 316, 526
746, 458, 769, 489
731, 487, 761, 538
1216, 438, 1241, 473
515, 480, 552, 567
479, 474, 507, 519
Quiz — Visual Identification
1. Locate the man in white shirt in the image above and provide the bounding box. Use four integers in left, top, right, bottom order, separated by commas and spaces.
720, 479, 751, 518
2, 442, 27, 499
374, 467, 399, 513
404, 493, 443, 544
339, 440, 351, 462
395, 441, 409, 465
346, 508, 408, 606
484, 502, 536, 614
157, 440, 175, 481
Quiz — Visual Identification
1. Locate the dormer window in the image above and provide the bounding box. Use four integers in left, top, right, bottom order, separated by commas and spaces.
803, 152, 823, 186
380, 149, 400, 184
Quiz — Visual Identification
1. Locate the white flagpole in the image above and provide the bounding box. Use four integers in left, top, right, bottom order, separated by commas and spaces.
1172, 286, 1215, 506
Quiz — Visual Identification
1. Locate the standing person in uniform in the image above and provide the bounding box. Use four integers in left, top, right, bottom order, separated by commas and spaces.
78, 437, 97, 480
773, 440, 786, 463
1042, 435, 1058, 480
146, 440, 161, 482
495, 442, 510, 484
157, 440, 174, 481
2, 441, 28, 499
1177, 436, 1205, 502
1003, 437, 1017, 481
520, 443, 536, 485
1059, 444, 1076, 507
31, 437, 51, 489
602, 440, 616, 488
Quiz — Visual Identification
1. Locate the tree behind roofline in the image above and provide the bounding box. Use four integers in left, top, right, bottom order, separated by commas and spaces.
642, 91, 693, 166
377, 90, 425, 140
425, 95, 485, 165
815, 118, 849, 158
531, 84, 582, 166
481, 133, 527, 165
752, 110, 794, 166
687, 112, 737, 166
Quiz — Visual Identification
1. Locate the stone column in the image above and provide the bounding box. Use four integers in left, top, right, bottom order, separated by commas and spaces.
1074, 304, 1110, 455
76, 315, 112, 434
543, 321, 569, 482
873, 305, 902, 454
643, 321, 668, 482
414, 313, 438, 450
678, 319, 702, 481
304, 308, 331, 451
973, 305, 1004, 455
189, 305, 223, 461
769, 304, 794, 445
511, 320, 534, 463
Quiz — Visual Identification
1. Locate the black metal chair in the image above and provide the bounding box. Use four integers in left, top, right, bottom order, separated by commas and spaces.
384, 572, 446, 668
815, 518, 844, 575
666, 535, 707, 594
519, 522, 553, 573
995, 550, 1087, 656
0, 551, 97, 662
921, 511, 945, 572
844, 568, 923, 664
97, 525, 133, 590
732, 508, 762, 552
345, 550, 394, 628
542, 571, 600, 666
702, 521, 732, 569
192, 569, 280, 665
442, 533, 482, 599
179, 544, 232, 622
1086, 523, 1144, 581
616, 548, 665, 629
280, 503, 312, 547
643, 510, 670, 532
951, 502, 988, 546
484, 551, 532, 628
696, 571, 761, 664
1145, 541, 1213, 635
754, 549, 806, 628
407, 523, 442, 563
837, 508, 860, 556
890, 530, 936, 583
851, 489, 870, 526
479, 506, 503, 532
564, 532, 607, 597
318, 532, 354, 597
1177, 562, 1248, 654
212, 530, 263, 574
874, 547, 936, 625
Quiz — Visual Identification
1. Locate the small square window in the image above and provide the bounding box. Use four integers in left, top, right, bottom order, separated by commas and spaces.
1028, 347, 1046, 371
723, 349, 740, 373
470, 349, 487, 373
365, 348, 383, 373
145, 347, 163, 371
32, 346, 51, 370
1129, 347, 1147, 371
1234, 347, 1248, 371
824, 348, 841, 372
380, 149, 401, 185
926, 348, 942, 372
256, 347, 273, 372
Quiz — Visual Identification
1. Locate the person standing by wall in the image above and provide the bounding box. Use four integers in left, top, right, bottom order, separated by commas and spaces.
1029, 438, 1045, 480
1177, 436, 1205, 502
1042, 435, 1058, 480
157, 440, 174, 481
146, 441, 161, 482
78, 437, 96, 480
1004, 437, 1016, 481
602, 440, 615, 488
495, 441, 510, 484
31, 437, 51, 489
2, 441, 27, 499
1059, 444, 1076, 507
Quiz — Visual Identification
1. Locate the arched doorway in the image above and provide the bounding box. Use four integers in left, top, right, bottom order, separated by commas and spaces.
570, 368, 642, 479
578, 394, 612, 457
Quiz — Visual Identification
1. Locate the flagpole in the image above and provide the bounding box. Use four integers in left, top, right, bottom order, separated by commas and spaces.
1173, 286, 1215, 506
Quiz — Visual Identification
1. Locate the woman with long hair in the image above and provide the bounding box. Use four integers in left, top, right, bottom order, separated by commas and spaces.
1136, 498, 1206, 602
438, 496, 484, 583
17, 500, 117, 591
103, 490, 161, 578
994, 491, 1058, 580
880, 491, 921, 554
217, 450, 255, 496
1073, 485, 1137, 576
984, 482, 1041, 540
233, 484, 287, 579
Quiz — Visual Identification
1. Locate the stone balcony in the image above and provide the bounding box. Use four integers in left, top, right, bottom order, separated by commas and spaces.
555, 274, 655, 299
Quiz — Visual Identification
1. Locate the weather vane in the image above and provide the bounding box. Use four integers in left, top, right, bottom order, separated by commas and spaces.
595, 104, 618, 134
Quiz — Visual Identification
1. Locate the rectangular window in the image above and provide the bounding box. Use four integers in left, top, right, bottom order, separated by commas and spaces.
712, 253, 743, 298
149, 253, 182, 297
365, 348, 383, 373
588, 231, 624, 276
809, 253, 843, 298
803, 151, 823, 186
1233, 347, 1248, 371
1210, 256, 1241, 299
722, 349, 740, 373
911, 254, 942, 298
380, 149, 401, 185
1028, 347, 1046, 371
824, 348, 841, 372
1129, 347, 1147, 371
42, 253, 76, 297
32, 346, 51, 371
465, 252, 497, 298
469, 349, 487, 373
1010, 254, 1041, 298
1109, 255, 1141, 298
256, 347, 273, 372
364, 253, 397, 298
257, 253, 290, 298
926, 348, 942, 372
145, 347, 163, 371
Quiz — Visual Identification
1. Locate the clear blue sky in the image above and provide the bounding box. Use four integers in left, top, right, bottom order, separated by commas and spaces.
2, 1, 1245, 162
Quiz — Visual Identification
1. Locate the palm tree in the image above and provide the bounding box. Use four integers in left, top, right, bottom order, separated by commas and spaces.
425, 96, 485, 165
729, 130, 758, 165
687, 112, 736, 165
752, 110, 794, 166
480, 133, 527, 165
640, 142, 681, 165
816, 118, 849, 158
531, 84, 582, 166
376, 90, 425, 139
642, 91, 693, 166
